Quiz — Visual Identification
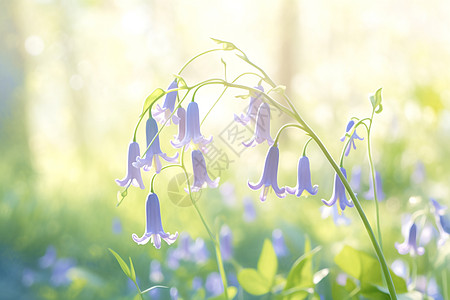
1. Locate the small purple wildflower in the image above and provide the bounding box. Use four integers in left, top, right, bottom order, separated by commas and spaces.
320, 205, 351, 226
50, 258, 76, 287
170, 287, 179, 300
350, 166, 362, 191
152, 80, 179, 125
149, 260, 164, 283
243, 196, 257, 222
39, 245, 57, 269
220, 225, 233, 261
22, 268, 35, 287
192, 277, 203, 290
166, 248, 180, 270
395, 223, 425, 256
340, 120, 364, 157
391, 259, 408, 280
416, 276, 443, 300
133, 118, 179, 173
272, 229, 288, 257
286, 156, 318, 197
177, 232, 192, 260
205, 272, 224, 297
172, 107, 186, 144
187, 150, 219, 192
234, 85, 264, 125
116, 141, 145, 189
171, 102, 212, 148
431, 198, 450, 246
191, 238, 210, 264
248, 146, 285, 201
132, 193, 178, 249
242, 103, 274, 147
322, 168, 354, 211
364, 171, 385, 201
112, 217, 122, 234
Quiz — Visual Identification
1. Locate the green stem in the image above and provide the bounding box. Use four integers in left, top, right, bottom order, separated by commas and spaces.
273, 123, 305, 145
178, 48, 223, 75
302, 138, 313, 157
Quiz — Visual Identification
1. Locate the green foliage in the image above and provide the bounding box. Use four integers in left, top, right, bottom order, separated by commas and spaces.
141, 88, 166, 117
108, 248, 132, 279
208, 287, 238, 300
210, 38, 237, 51
369, 87, 383, 114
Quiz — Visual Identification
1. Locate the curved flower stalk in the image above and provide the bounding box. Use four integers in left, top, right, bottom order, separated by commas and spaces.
172, 107, 186, 144
132, 193, 179, 249
340, 120, 364, 157
116, 141, 145, 189
171, 102, 212, 148
188, 150, 219, 192
286, 156, 318, 197
395, 223, 425, 256
365, 171, 385, 201
322, 167, 354, 211
234, 85, 264, 125
248, 146, 285, 201
242, 103, 274, 147
133, 118, 179, 173
152, 80, 180, 125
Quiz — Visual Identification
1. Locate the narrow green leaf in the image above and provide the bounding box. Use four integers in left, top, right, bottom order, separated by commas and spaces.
237, 268, 270, 295
257, 239, 278, 285
140, 285, 169, 295
141, 88, 166, 116
207, 286, 237, 300
129, 257, 136, 282
210, 38, 236, 50
108, 248, 131, 278
369, 88, 383, 113
313, 268, 329, 284
235, 94, 250, 99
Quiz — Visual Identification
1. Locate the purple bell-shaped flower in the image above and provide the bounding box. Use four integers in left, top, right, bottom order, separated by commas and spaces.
365, 171, 385, 201
133, 118, 178, 173
152, 80, 180, 125
340, 120, 364, 157
116, 141, 145, 189
395, 223, 425, 256
132, 193, 179, 249
242, 103, 274, 147
172, 107, 186, 144
188, 150, 219, 192
171, 102, 212, 149
248, 146, 285, 201
322, 167, 354, 211
234, 85, 264, 125
286, 156, 318, 197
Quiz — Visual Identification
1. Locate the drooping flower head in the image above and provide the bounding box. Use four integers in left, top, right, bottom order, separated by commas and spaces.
340, 120, 364, 157
364, 171, 385, 201
431, 198, 450, 246
171, 102, 212, 148
133, 118, 179, 173
132, 193, 178, 249
242, 103, 274, 147
220, 225, 233, 261
172, 107, 186, 145
322, 167, 354, 211
116, 141, 145, 189
272, 229, 289, 257
152, 80, 179, 125
395, 223, 425, 256
286, 156, 318, 197
188, 150, 219, 192
234, 85, 264, 125
248, 146, 286, 201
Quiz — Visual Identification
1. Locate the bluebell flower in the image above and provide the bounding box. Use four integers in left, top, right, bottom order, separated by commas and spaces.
395, 223, 425, 256
242, 103, 274, 147
416, 276, 443, 300
205, 272, 224, 297
272, 229, 288, 257
116, 141, 145, 189
391, 259, 408, 281
171, 102, 212, 148
191, 238, 210, 264
350, 166, 362, 191
132, 193, 178, 249
152, 80, 180, 125
364, 171, 385, 201
243, 196, 257, 222
320, 204, 351, 226
188, 150, 219, 192
220, 225, 233, 261
170, 287, 179, 300
322, 167, 354, 211
166, 248, 180, 270
248, 146, 286, 201
234, 85, 264, 125
286, 156, 318, 197
50, 258, 76, 287
431, 198, 449, 246
172, 107, 186, 144
411, 160, 426, 184
192, 277, 203, 290
39, 245, 57, 269
340, 120, 364, 156
149, 260, 164, 283
177, 232, 192, 260
133, 118, 179, 173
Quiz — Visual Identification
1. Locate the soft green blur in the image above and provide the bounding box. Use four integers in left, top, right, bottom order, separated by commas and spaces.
1, 0, 450, 299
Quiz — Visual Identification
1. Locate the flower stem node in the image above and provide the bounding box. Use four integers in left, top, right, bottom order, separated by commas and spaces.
322, 167, 354, 211
286, 156, 318, 197
132, 193, 179, 249
116, 141, 145, 189
248, 146, 285, 202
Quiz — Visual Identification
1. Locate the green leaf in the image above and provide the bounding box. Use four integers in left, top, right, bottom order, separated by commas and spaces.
208, 286, 237, 300
237, 268, 270, 295
257, 239, 278, 285
369, 88, 383, 114
210, 38, 236, 50
313, 268, 329, 284
334, 246, 407, 293
129, 257, 136, 282
108, 248, 131, 278
141, 88, 166, 116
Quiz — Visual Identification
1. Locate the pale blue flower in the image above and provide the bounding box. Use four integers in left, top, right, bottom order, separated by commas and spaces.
192, 277, 202, 291
243, 196, 257, 222
286, 156, 318, 197
188, 150, 219, 192
172, 107, 186, 144
320, 204, 351, 226
116, 141, 145, 189
133, 118, 178, 173
242, 103, 274, 147
365, 171, 385, 201
205, 272, 224, 297
248, 146, 285, 201
395, 223, 425, 256
152, 80, 180, 125
416, 276, 443, 300
350, 166, 362, 191
220, 225, 233, 261
170, 287, 179, 300
431, 198, 449, 246
50, 258, 75, 287
340, 120, 364, 156
39, 245, 57, 269
272, 229, 288, 257
171, 102, 212, 148
191, 238, 210, 264
149, 260, 164, 283
132, 193, 178, 249
234, 85, 264, 125
322, 168, 354, 211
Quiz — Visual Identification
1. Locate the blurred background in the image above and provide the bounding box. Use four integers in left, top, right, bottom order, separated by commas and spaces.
1, 0, 450, 299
